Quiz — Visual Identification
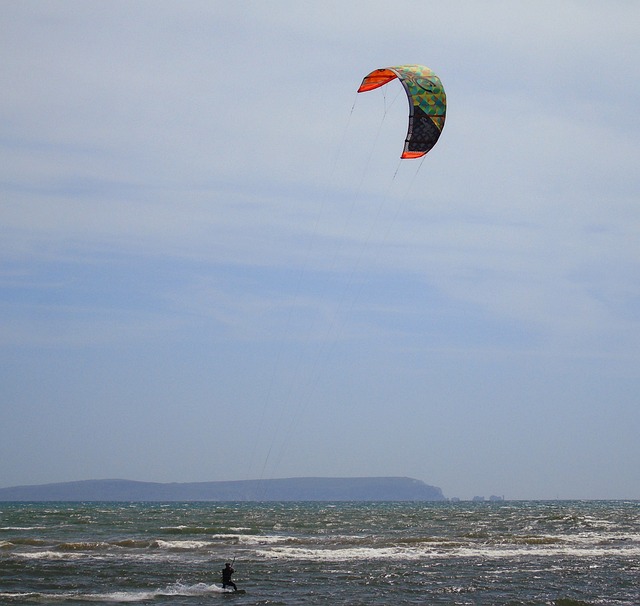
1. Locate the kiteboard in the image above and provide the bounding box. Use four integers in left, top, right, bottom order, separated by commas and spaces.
216, 584, 246, 595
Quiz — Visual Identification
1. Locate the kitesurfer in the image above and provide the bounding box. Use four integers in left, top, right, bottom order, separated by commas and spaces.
222, 562, 238, 591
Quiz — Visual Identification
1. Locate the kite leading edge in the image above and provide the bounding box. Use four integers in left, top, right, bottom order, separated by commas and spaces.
357, 65, 446, 159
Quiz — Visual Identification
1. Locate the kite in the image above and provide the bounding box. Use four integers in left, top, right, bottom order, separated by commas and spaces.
357, 65, 446, 159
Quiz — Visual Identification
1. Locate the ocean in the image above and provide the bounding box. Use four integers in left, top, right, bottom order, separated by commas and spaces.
1, 500, 638, 605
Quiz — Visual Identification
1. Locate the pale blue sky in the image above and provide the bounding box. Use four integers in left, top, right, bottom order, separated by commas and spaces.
1, 1, 639, 499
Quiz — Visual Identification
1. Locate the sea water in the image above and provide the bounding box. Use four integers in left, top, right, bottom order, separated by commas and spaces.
1, 500, 638, 605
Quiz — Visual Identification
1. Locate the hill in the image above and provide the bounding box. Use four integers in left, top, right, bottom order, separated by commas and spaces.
0, 477, 445, 501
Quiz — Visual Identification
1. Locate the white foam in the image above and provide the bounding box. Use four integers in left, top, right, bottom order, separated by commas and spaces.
0, 593, 44, 601
80, 590, 158, 602
237, 533, 293, 545
154, 539, 211, 550
257, 546, 415, 561
158, 582, 230, 595
15, 550, 85, 561
256, 541, 640, 562
0, 583, 230, 603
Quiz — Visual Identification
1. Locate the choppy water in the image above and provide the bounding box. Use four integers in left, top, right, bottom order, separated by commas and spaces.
1, 501, 638, 605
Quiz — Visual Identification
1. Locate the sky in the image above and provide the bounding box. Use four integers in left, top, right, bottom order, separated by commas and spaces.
1, 1, 639, 500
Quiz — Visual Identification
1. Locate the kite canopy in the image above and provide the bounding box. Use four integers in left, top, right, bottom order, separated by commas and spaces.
357, 65, 446, 159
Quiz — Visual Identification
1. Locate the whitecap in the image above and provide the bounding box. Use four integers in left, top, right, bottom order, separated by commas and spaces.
154, 539, 212, 550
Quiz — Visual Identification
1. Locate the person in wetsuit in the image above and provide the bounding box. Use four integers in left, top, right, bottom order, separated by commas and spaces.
222, 562, 237, 591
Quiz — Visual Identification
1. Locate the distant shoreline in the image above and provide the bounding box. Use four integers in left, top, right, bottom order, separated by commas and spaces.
0, 476, 446, 502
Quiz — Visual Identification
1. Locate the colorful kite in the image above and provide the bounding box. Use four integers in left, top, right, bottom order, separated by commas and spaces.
358, 65, 446, 159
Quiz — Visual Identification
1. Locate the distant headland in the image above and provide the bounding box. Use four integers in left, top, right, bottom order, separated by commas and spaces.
0, 477, 445, 502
